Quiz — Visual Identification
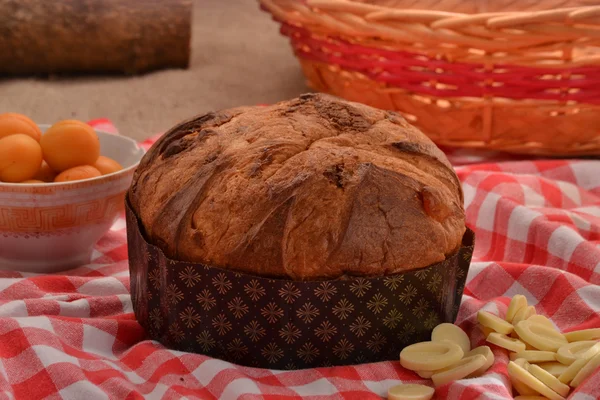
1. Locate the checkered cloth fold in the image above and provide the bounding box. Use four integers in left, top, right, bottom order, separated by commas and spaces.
0, 120, 598, 400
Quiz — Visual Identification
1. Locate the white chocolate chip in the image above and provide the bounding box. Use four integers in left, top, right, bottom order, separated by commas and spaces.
571, 352, 600, 388
514, 321, 567, 352
564, 328, 600, 342
465, 346, 494, 376
480, 325, 494, 338
431, 355, 487, 387
558, 357, 588, 385
527, 315, 556, 331
511, 350, 556, 363
506, 295, 528, 324
512, 376, 540, 396
556, 341, 598, 365
507, 361, 566, 400
477, 311, 514, 335
513, 306, 536, 326
416, 370, 434, 379
431, 323, 471, 354
487, 332, 526, 353
400, 341, 464, 371
513, 358, 528, 369
387, 384, 435, 400
537, 362, 568, 378
528, 363, 570, 397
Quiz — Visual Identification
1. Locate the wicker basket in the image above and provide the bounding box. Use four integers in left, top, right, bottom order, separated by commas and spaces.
260, 0, 600, 155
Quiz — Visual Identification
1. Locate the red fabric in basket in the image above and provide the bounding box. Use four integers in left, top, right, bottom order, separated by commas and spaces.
0, 120, 599, 400
280, 22, 600, 105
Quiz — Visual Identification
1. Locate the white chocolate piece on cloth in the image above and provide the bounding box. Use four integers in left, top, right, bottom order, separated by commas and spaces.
507, 361, 566, 400
480, 325, 494, 338
571, 352, 600, 388
527, 315, 556, 330
416, 370, 434, 379
510, 361, 539, 396
513, 306, 537, 326
431, 355, 487, 387
528, 363, 570, 397
387, 384, 435, 400
579, 342, 600, 359
558, 357, 589, 385
506, 295, 528, 323
465, 346, 494, 376
556, 341, 598, 365
537, 362, 568, 378
514, 358, 529, 369
477, 311, 514, 335
514, 320, 567, 352
514, 396, 550, 400
524, 342, 537, 351
400, 341, 464, 371
564, 328, 600, 342
431, 323, 471, 354
512, 376, 540, 396
557, 342, 600, 385
433, 349, 493, 379
487, 332, 526, 353
510, 350, 556, 363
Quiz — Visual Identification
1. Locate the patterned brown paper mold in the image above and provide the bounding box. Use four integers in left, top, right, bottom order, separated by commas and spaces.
126, 199, 474, 369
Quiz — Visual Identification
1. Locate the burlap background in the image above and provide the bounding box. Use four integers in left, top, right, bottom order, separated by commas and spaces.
0, 0, 307, 141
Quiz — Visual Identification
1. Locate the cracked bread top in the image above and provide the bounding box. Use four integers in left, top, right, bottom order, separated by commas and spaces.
129, 94, 466, 280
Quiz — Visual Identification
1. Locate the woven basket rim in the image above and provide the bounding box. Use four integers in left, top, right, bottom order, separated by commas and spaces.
259, 0, 600, 155
302, 0, 600, 17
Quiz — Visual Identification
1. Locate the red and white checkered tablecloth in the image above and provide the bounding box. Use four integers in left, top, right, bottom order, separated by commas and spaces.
1, 119, 599, 400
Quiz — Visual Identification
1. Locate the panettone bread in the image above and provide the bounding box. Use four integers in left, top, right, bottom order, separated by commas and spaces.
129, 94, 465, 280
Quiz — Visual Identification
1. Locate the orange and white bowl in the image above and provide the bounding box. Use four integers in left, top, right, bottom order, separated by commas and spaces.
0, 125, 145, 273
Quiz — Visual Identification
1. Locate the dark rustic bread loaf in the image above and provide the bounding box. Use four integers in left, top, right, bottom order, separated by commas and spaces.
129, 94, 465, 280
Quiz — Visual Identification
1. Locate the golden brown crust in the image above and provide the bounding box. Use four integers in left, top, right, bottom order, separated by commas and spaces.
130, 94, 465, 280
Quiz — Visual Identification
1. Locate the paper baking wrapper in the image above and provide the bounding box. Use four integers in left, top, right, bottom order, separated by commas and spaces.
126, 199, 474, 369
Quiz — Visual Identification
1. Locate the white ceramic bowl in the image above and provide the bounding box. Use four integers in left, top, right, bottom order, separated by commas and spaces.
0, 125, 145, 273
